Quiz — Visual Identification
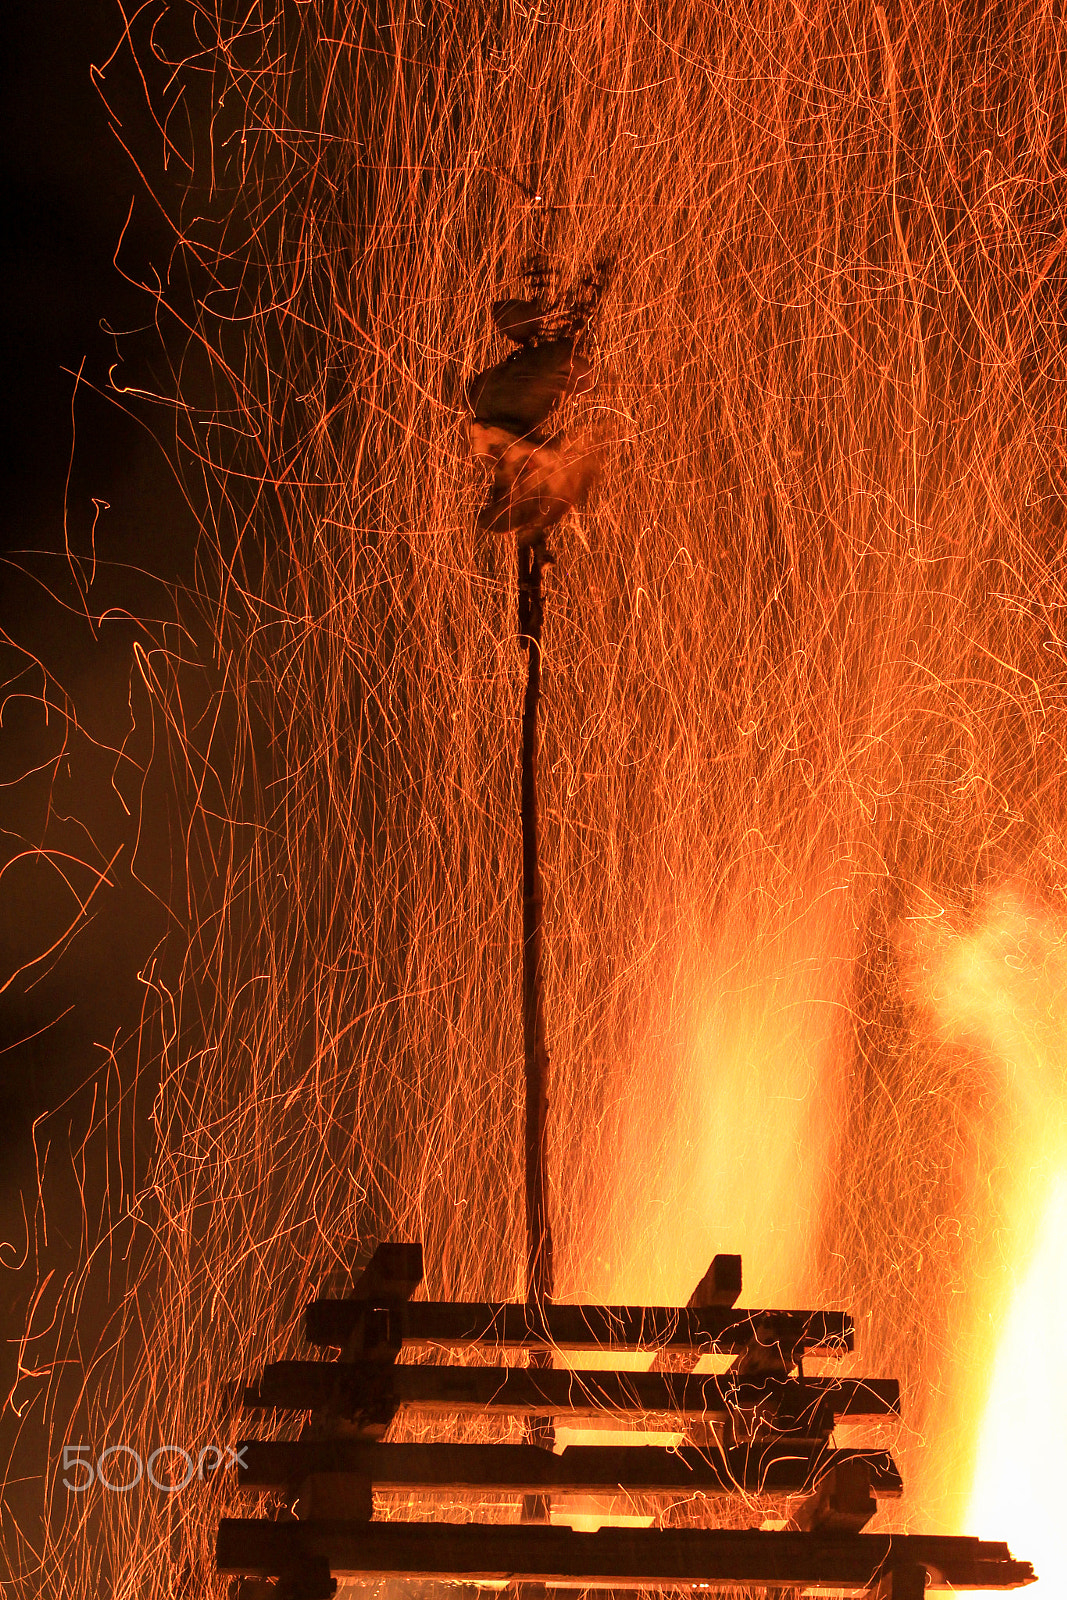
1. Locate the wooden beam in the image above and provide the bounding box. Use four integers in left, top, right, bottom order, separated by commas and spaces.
216, 1520, 1035, 1591
792, 1458, 879, 1534
235, 1440, 903, 1498
245, 1362, 898, 1423
691, 1255, 743, 1309
303, 1300, 853, 1357
868, 1568, 929, 1600
349, 1242, 423, 1302
295, 1474, 372, 1521
230, 1555, 336, 1600
331, 1245, 427, 1362
652, 1257, 744, 1375
518, 542, 554, 1312
232, 1576, 334, 1600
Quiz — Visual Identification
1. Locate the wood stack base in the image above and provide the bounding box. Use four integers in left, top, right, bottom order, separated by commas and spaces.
218, 1242, 1035, 1600
218, 1519, 1034, 1593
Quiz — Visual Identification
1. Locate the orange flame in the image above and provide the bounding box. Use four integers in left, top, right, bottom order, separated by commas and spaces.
966, 1175, 1067, 1596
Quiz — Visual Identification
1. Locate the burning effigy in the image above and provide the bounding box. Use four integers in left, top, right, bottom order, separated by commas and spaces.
467, 261, 610, 545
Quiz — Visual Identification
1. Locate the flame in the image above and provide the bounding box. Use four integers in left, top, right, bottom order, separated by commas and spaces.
966, 1174, 1067, 1596
16, 0, 1067, 1589
904, 889, 1067, 1553
584, 877, 850, 1309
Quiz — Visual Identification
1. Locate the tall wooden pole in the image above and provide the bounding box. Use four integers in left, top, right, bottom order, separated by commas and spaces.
518, 542, 553, 1310
518, 543, 555, 1504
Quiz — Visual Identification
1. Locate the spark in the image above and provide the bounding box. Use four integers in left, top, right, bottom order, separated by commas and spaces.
5, 0, 1067, 1592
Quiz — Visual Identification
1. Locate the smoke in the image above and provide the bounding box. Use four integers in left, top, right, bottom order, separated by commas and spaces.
901, 884, 1067, 1568
904, 883, 1067, 1186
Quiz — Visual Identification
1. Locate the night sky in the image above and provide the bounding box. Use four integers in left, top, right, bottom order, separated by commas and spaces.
0, 0, 197, 1520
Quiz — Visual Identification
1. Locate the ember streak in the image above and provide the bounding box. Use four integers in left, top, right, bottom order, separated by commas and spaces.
3, 0, 1066, 1593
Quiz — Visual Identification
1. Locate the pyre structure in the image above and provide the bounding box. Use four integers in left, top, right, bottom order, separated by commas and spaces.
215, 269, 1035, 1599
222, 1241, 1033, 1598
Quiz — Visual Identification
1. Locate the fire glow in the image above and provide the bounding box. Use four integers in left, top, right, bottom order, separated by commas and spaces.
5, 0, 1067, 1592
906, 890, 1067, 1587
967, 1175, 1067, 1597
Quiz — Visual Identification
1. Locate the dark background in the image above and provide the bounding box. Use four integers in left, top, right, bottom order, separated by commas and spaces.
0, 0, 197, 1543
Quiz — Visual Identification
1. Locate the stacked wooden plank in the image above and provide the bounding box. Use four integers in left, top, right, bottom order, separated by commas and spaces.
220, 1241, 1035, 1600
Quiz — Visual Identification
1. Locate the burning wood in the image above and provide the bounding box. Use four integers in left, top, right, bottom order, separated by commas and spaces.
467, 259, 611, 542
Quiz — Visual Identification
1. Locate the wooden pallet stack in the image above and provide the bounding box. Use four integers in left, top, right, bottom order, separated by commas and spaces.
219, 1241, 1034, 1599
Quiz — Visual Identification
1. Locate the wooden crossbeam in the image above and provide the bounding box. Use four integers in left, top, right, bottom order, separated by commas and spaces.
651, 1256, 743, 1375
690, 1255, 744, 1309
216, 1520, 1035, 1591
869, 1567, 930, 1600
349, 1242, 423, 1302
792, 1457, 880, 1534
235, 1439, 903, 1498
245, 1361, 897, 1423
303, 1300, 852, 1356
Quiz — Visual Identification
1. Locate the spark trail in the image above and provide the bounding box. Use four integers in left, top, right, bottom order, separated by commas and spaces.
4, 0, 1067, 1593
